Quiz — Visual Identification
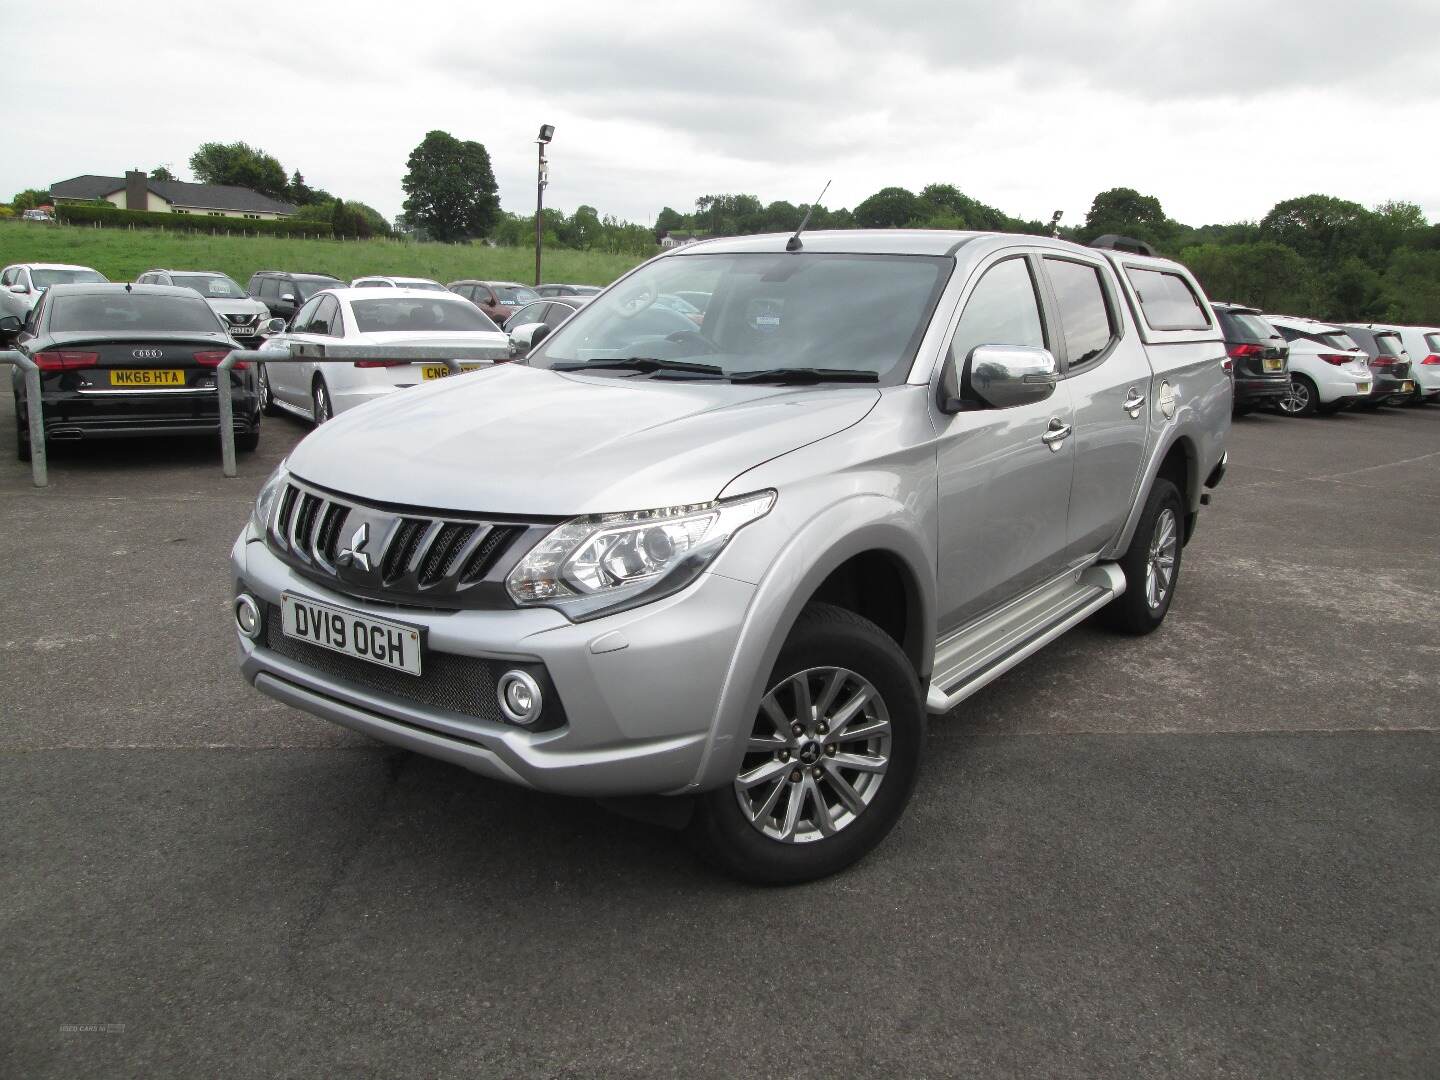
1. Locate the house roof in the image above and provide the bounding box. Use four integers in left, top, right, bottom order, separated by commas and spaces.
50, 174, 296, 215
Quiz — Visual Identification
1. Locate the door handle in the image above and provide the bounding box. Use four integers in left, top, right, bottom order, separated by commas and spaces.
1041, 417, 1072, 451
1122, 387, 1146, 416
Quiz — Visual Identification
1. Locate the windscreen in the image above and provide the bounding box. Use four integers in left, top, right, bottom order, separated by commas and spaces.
1375, 333, 1405, 358
350, 297, 500, 333
171, 274, 247, 299
494, 285, 540, 304
297, 278, 344, 299
527, 251, 951, 383
49, 293, 222, 333
1323, 332, 1359, 351
1425, 332, 1440, 354
32, 268, 108, 289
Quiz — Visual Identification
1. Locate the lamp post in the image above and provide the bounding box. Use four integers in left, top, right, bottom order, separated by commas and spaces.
535, 124, 554, 287
1049, 210, 1063, 239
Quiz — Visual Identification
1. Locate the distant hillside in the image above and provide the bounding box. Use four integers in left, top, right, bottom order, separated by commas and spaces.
0, 222, 646, 288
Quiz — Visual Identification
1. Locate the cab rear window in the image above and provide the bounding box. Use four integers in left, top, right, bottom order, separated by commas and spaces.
1124, 267, 1211, 331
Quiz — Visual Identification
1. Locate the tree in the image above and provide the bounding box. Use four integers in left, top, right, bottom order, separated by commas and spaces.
1083, 187, 1178, 247
288, 170, 317, 206
1380, 250, 1440, 325
11, 189, 50, 212
654, 206, 685, 238
1180, 242, 1316, 314
1259, 195, 1375, 266
401, 130, 500, 243
188, 142, 290, 200
150, 166, 177, 182
854, 187, 923, 228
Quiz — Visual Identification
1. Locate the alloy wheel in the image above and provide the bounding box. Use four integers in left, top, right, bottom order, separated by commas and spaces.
258, 365, 272, 409
734, 666, 891, 843
1278, 378, 1309, 415
314, 383, 331, 424
1146, 507, 1178, 610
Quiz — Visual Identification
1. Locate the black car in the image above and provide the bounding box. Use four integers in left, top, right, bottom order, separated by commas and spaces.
246, 270, 346, 322
1212, 303, 1290, 414
536, 283, 601, 298
1337, 325, 1414, 408
1, 283, 261, 461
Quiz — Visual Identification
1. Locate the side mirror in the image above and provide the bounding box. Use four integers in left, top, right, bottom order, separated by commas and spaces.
946, 344, 1058, 412
263, 317, 287, 335
0, 314, 21, 335
280, 293, 296, 304
8, 284, 27, 295
507, 322, 549, 354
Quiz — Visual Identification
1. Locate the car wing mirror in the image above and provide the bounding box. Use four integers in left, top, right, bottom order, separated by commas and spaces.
507, 322, 549, 354
263, 317, 287, 335
945, 344, 1058, 413
0, 314, 22, 335
8, 284, 27, 295
280, 293, 296, 303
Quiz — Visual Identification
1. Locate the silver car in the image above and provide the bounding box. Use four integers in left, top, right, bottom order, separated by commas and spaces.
136, 269, 271, 343
230, 230, 1229, 883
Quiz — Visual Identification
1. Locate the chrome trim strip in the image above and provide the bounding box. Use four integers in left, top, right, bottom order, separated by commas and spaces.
76, 387, 218, 396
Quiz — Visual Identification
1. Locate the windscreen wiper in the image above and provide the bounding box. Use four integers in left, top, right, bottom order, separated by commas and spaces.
551, 357, 724, 376
726, 367, 880, 384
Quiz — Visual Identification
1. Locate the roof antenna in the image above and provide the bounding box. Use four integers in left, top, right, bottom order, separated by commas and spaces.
786, 179, 831, 251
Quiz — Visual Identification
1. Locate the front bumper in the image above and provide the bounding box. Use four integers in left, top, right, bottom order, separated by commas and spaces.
231, 530, 757, 797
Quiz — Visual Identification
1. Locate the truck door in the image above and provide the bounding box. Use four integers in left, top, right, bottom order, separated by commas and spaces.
933, 254, 1076, 633
1039, 255, 1151, 560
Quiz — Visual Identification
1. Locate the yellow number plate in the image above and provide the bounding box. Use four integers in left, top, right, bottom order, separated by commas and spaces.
1401, 381, 1415, 393
1357, 383, 1371, 393
420, 364, 482, 380
1262, 358, 1284, 372
109, 369, 186, 387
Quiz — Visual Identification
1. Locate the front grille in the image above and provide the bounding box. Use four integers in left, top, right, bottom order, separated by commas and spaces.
263, 604, 563, 730
225, 313, 261, 329
267, 478, 541, 609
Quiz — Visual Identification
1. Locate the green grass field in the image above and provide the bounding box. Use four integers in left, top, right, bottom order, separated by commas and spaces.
0, 221, 647, 288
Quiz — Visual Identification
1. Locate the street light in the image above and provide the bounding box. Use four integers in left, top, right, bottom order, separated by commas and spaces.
535, 124, 554, 287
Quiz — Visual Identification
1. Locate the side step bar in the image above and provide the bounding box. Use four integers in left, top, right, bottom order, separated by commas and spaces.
925, 563, 1126, 714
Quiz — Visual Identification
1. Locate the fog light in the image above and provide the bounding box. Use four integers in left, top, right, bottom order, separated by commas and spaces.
497, 670, 543, 725
234, 594, 262, 640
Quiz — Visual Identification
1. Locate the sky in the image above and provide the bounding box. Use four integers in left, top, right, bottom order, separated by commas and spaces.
6, 0, 1439, 230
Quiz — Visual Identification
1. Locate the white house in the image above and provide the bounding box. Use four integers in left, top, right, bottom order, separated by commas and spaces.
50, 171, 296, 220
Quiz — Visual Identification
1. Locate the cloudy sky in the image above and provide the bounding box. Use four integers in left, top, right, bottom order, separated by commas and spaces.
8, 1, 1438, 229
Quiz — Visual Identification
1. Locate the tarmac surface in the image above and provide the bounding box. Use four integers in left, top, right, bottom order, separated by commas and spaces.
2, 392, 1438, 1078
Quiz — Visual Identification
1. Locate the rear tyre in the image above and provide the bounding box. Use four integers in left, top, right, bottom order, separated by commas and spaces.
234, 428, 260, 453
257, 364, 280, 417
1102, 477, 1183, 636
687, 603, 924, 885
1276, 374, 1318, 417
312, 377, 333, 425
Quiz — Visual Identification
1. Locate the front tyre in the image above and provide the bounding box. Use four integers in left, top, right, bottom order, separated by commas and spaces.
1276, 374, 1318, 417
257, 364, 280, 417
312, 377, 333, 425
688, 603, 924, 885
1102, 477, 1183, 635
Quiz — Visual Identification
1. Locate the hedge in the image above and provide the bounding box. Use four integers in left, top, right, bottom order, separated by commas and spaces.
54, 203, 332, 238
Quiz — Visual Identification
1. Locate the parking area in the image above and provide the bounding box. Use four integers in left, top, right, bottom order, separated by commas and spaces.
3, 400, 1438, 1078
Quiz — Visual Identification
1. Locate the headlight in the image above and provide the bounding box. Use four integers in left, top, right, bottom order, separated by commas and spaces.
507, 490, 775, 620
251, 461, 289, 535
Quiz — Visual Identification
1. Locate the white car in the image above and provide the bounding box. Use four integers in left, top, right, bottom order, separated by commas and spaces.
258, 288, 509, 423
135, 268, 271, 343
349, 276, 448, 291
1264, 314, 1373, 417
0, 262, 107, 320
1362, 324, 1440, 404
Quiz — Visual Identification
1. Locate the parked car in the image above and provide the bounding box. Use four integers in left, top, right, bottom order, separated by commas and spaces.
230, 230, 1228, 883
1, 263, 108, 321
20, 208, 53, 223
446, 279, 540, 325
1263, 315, 1373, 417
502, 296, 594, 353
1210, 303, 1289, 414
3, 283, 260, 461
536, 283, 601, 298
1360, 324, 1440, 404
136, 269, 271, 344
1337, 325, 1415, 408
256, 288, 508, 424
246, 270, 346, 323
350, 276, 447, 291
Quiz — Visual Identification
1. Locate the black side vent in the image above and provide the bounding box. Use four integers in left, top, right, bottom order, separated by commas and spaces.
276, 485, 299, 537
383, 519, 428, 583
292, 493, 322, 555
315, 504, 349, 564
460, 525, 524, 584
419, 523, 477, 587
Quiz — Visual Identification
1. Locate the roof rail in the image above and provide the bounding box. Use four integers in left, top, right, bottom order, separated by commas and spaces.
1089, 234, 1158, 257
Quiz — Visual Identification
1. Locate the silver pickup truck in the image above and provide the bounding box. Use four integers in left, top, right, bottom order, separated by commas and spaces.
230, 230, 1228, 883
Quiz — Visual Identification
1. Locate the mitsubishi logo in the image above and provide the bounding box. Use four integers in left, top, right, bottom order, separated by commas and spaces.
337, 522, 372, 572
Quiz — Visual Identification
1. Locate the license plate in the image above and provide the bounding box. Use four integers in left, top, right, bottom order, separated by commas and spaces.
420, 364, 483, 380
1401, 381, 1415, 393
281, 593, 422, 675
109, 369, 185, 387
1357, 383, 1371, 393
1262, 358, 1284, 372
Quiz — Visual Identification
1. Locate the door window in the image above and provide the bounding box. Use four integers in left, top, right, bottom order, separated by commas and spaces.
260, 278, 281, 301
1125, 267, 1210, 331
1044, 258, 1115, 369
1, 268, 13, 287
290, 296, 322, 332
510, 302, 546, 326
308, 295, 339, 336
948, 257, 1047, 366
543, 303, 573, 328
